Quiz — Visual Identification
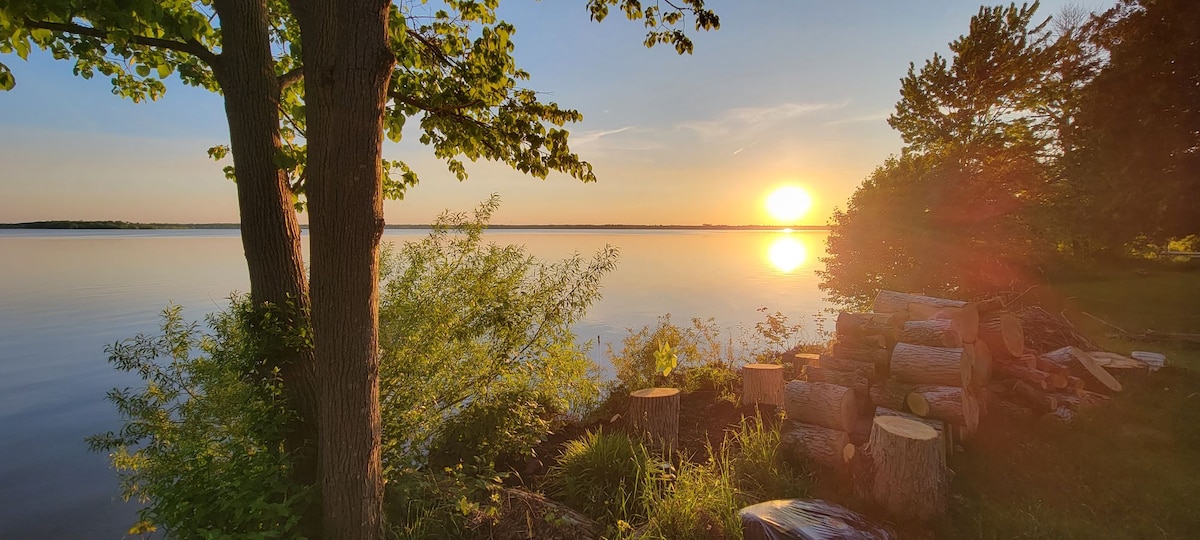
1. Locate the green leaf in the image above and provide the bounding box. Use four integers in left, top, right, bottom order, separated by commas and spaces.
135, 64, 151, 77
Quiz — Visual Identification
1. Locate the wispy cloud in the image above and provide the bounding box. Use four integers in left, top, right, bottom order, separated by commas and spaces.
570, 126, 634, 146
677, 101, 849, 138
824, 111, 891, 126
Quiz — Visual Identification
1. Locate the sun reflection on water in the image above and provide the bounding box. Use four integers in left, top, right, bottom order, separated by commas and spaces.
767, 235, 807, 273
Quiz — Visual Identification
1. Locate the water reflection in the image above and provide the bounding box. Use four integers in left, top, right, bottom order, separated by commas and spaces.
767, 234, 808, 272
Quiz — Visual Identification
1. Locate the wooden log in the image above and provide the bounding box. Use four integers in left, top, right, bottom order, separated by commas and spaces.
890, 343, 973, 387
992, 397, 1036, 420
803, 365, 869, 397
836, 312, 903, 342
972, 340, 993, 387
863, 416, 949, 523
980, 312, 1024, 358
869, 379, 917, 411
907, 303, 980, 343
1065, 376, 1085, 397
976, 296, 1007, 314
898, 319, 963, 348
817, 354, 876, 375
779, 420, 854, 469
627, 388, 680, 450
830, 341, 887, 364
906, 385, 979, 433
993, 362, 1051, 390
1016, 350, 1040, 370
1012, 380, 1058, 412
873, 290, 965, 314
1041, 346, 1122, 393
1034, 356, 1071, 389
742, 363, 784, 407
783, 381, 858, 432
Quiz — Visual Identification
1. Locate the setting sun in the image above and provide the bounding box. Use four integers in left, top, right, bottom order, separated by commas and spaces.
765, 186, 814, 224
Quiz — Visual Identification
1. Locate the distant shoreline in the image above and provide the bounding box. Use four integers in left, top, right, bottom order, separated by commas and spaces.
0, 220, 830, 231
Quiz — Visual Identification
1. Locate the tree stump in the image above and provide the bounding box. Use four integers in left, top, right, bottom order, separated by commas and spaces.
779, 420, 854, 469
627, 388, 680, 451
889, 343, 973, 387
742, 363, 784, 407
861, 416, 949, 523
783, 381, 858, 432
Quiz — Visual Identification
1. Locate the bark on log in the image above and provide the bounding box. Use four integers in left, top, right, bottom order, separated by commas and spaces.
836, 312, 903, 342
803, 366, 870, 397
898, 319, 963, 348
976, 297, 1007, 314
890, 343, 973, 387
1041, 346, 1122, 393
1012, 380, 1058, 412
980, 312, 1024, 358
906, 385, 979, 433
868, 379, 917, 411
1016, 351, 1040, 370
1034, 356, 1072, 389
779, 420, 854, 469
830, 341, 888, 364
627, 388, 680, 450
972, 340, 993, 387
862, 416, 949, 523
742, 364, 784, 407
993, 362, 1051, 390
872, 290, 965, 314
907, 303, 980, 343
783, 381, 858, 432
992, 397, 1036, 420
817, 354, 876, 375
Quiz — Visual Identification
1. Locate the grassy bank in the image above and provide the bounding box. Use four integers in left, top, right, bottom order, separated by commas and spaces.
940, 263, 1200, 538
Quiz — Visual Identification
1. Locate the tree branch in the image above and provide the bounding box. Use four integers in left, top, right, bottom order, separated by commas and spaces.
279, 66, 304, 91
22, 18, 219, 67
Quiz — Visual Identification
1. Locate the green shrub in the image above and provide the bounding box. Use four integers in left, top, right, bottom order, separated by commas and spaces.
426, 388, 557, 471
88, 301, 309, 538
377, 196, 614, 472
385, 465, 505, 540
546, 430, 652, 523
607, 315, 726, 391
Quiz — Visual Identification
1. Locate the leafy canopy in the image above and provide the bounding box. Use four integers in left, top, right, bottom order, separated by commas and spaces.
0, 0, 718, 204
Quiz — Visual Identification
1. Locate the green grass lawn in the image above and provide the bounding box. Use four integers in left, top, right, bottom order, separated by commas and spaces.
940, 264, 1200, 538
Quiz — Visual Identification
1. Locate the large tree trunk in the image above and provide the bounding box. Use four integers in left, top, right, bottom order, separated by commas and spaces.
294, 0, 395, 537
211, 0, 320, 527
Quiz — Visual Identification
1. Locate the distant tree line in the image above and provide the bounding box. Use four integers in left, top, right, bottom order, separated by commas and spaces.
820, 0, 1199, 307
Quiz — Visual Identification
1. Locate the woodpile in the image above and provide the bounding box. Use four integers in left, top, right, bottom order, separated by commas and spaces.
779, 380, 857, 469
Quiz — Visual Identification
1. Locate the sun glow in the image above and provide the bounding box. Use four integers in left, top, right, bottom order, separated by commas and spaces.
767, 235, 807, 273
765, 186, 814, 224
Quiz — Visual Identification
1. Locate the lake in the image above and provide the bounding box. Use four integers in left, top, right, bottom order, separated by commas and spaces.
0, 228, 831, 538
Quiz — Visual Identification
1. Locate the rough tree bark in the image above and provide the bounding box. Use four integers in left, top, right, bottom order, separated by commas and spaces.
292, 0, 395, 537
783, 381, 858, 432
211, 0, 320, 523
628, 388, 681, 450
742, 364, 784, 407
858, 416, 949, 524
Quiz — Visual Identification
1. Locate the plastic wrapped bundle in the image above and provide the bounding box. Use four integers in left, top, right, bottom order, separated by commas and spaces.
738, 499, 894, 540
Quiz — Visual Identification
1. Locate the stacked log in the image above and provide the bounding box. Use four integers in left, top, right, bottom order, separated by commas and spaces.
890, 343, 974, 387
835, 312, 903, 344
898, 319, 962, 348
980, 312, 1024, 359
1041, 346, 1123, 393
780, 381, 858, 469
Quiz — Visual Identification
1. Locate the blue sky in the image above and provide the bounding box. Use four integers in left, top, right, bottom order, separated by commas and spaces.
0, 1, 1106, 225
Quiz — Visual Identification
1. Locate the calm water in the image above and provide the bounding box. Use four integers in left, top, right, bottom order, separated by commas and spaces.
0, 228, 829, 538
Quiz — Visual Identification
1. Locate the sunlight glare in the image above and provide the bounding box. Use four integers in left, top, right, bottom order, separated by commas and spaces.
768, 236, 807, 273
765, 186, 813, 224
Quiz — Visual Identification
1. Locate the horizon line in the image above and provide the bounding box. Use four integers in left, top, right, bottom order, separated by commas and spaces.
0, 220, 831, 231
